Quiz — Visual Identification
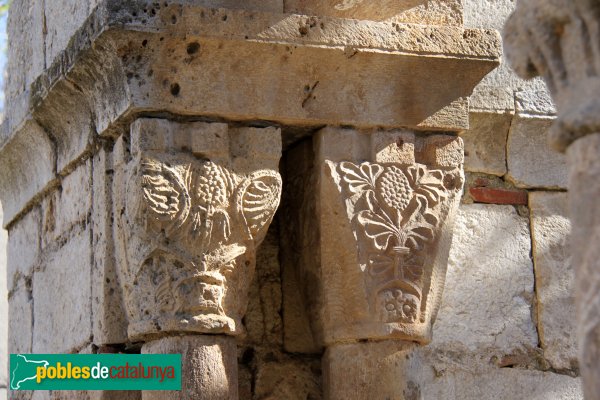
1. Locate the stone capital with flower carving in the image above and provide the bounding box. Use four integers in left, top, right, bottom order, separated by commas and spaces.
113, 119, 282, 341
287, 128, 464, 346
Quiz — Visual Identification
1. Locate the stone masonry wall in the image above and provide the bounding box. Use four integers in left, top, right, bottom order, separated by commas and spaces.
0, 0, 582, 399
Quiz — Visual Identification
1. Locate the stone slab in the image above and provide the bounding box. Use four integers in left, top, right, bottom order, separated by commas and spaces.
507, 116, 568, 189
433, 204, 538, 355
460, 112, 510, 176
530, 192, 577, 371
32, 226, 92, 353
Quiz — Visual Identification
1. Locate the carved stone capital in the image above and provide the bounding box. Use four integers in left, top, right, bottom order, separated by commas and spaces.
283, 128, 463, 346
114, 119, 282, 341
504, 0, 600, 151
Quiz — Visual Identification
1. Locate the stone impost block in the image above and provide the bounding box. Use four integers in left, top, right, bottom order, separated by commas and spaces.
507, 115, 568, 189
0, 3, 500, 229
283, 128, 464, 346
32, 226, 92, 353
530, 192, 576, 371
114, 119, 282, 340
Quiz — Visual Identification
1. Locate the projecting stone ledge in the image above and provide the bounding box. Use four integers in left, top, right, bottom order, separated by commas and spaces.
0, 0, 500, 226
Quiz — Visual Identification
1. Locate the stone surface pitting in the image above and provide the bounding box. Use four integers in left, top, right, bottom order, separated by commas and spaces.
114, 119, 282, 340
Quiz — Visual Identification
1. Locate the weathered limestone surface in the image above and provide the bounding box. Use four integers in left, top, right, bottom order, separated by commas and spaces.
142, 335, 238, 400
530, 192, 577, 371
422, 368, 582, 400
6, 207, 40, 295
460, 112, 510, 176
434, 204, 537, 355
507, 116, 568, 189
32, 226, 92, 353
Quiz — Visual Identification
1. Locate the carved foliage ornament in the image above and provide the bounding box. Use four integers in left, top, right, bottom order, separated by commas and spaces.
114, 122, 282, 340
324, 156, 462, 343
339, 162, 451, 324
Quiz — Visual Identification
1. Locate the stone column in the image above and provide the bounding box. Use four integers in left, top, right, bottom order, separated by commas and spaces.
113, 119, 282, 399
504, 3, 600, 398
282, 128, 464, 399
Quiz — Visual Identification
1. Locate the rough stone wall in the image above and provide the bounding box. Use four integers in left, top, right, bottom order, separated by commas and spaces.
0, 1, 582, 400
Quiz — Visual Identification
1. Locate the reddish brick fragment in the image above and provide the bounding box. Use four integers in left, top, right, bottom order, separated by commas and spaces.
469, 187, 528, 205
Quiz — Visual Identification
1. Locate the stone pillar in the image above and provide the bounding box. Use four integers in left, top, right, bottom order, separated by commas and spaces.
142, 335, 238, 400
504, 3, 600, 398
114, 119, 282, 398
282, 128, 464, 399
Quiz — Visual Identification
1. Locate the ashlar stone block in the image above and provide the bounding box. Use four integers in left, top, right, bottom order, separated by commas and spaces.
460, 112, 510, 176
433, 204, 538, 354
33, 226, 92, 353
507, 115, 568, 189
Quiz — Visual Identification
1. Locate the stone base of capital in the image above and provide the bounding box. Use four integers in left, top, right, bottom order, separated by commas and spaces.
323, 340, 420, 400
141, 335, 238, 400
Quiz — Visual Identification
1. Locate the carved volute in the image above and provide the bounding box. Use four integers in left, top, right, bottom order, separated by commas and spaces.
114, 119, 282, 341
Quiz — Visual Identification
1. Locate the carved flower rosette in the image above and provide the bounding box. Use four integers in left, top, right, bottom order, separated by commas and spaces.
324, 160, 462, 344
115, 147, 281, 341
